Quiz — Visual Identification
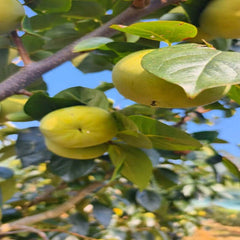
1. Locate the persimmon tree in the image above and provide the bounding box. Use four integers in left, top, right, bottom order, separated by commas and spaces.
0, 0, 240, 239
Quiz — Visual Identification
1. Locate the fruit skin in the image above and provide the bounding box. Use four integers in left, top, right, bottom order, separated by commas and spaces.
0, 95, 30, 122
0, 0, 25, 35
40, 106, 118, 148
112, 50, 230, 108
199, 0, 240, 39
45, 138, 108, 160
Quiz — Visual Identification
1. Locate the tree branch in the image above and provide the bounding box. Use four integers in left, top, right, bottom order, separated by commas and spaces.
0, 181, 104, 232
0, 0, 181, 101
10, 30, 32, 65
0, 225, 49, 240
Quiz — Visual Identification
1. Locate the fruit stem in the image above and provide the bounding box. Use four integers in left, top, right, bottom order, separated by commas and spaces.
10, 30, 32, 65
132, 0, 150, 8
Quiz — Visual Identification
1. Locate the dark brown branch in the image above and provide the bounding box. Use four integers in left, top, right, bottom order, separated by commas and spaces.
0, 0, 181, 101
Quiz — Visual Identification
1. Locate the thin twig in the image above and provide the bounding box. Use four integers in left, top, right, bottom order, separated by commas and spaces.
0, 181, 104, 232
0, 225, 49, 240
10, 30, 32, 65
0, 0, 182, 101
23, 182, 67, 209
39, 229, 100, 240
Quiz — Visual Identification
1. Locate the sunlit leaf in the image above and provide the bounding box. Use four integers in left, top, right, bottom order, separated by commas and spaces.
111, 21, 197, 45
142, 43, 240, 97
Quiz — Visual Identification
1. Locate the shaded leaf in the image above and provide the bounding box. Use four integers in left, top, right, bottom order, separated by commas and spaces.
181, 0, 210, 26
16, 127, 52, 167
117, 130, 153, 149
73, 51, 113, 73
27, 0, 72, 13
24, 92, 80, 120
55, 86, 109, 110
48, 156, 95, 182
192, 131, 219, 143
93, 202, 113, 227
142, 43, 239, 97
222, 157, 240, 179
69, 213, 89, 235
73, 37, 113, 52
154, 168, 179, 188
136, 190, 161, 211
63, 0, 105, 18
0, 144, 16, 162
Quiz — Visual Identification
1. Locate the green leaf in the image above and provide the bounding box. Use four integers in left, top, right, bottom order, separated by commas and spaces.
117, 130, 153, 149
24, 92, 81, 120
120, 104, 155, 116
228, 85, 240, 105
2, 208, 22, 223
16, 127, 52, 167
63, 0, 105, 18
27, 0, 72, 13
48, 156, 95, 182
0, 167, 16, 204
112, 112, 138, 132
72, 52, 113, 73
73, 37, 113, 52
25, 87, 109, 120
109, 144, 152, 190
95, 82, 114, 92
181, 0, 210, 26
222, 157, 240, 179
113, 112, 152, 149
69, 213, 89, 236
136, 190, 162, 211
111, 21, 197, 45
55, 86, 109, 110
154, 168, 179, 188
43, 23, 80, 51
192, 131, 219, 143
93, 202, 113, 227
0, 144, 16, 162
141, 43, 240, 97
130, 115, 202, 150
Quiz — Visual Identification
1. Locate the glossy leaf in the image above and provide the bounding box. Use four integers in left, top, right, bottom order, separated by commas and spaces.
111, 21, 197, 45
130, 115, 202, 150
142, 43, 240, 97
109, 144, 152, 190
